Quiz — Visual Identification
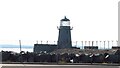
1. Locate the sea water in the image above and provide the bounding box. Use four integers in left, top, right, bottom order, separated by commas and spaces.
0, 48, 33, 53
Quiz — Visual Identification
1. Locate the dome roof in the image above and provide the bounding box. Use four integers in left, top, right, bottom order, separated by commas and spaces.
61, 16, 70, 21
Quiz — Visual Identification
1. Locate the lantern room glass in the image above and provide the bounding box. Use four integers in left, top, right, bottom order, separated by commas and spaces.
60, 21, 70, 26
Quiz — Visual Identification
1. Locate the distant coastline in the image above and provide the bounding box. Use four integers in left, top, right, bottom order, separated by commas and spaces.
0, 44, 33, 48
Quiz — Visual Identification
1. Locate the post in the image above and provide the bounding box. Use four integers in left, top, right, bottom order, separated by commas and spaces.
46, 41, 48, 44
36, 40, 38, 44
112, 40, 113, 47
19, 40, 22, 63
81, 41, 83, 49
41, 41, 42, 44
92, 41, 94, 49
117, 40, 118, 46
89, 41, 90, 47
76, 41, 78, 47
104, 41, 105, 49
96, 41, 98, 46
100, 41, 101, 49
108, 41, 109, 49
85, 41, 87, 46
19, 40, 21, 52
54, 41, 55, 45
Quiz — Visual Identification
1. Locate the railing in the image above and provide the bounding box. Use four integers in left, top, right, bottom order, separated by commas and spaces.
0, 40, 118, 49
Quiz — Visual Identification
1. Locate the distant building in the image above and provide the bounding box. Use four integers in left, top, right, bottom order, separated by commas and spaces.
34, 44, 57, 53
84, 46, 98, 49
112, 46, 120, 50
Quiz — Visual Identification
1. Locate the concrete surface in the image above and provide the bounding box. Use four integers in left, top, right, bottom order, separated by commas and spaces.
1, 64, 120, 68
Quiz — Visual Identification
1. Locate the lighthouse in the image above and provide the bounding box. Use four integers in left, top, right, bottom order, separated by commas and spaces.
57, 16, 72, 49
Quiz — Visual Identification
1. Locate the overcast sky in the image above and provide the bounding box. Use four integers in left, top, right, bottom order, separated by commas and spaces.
0, 0, 119, 45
